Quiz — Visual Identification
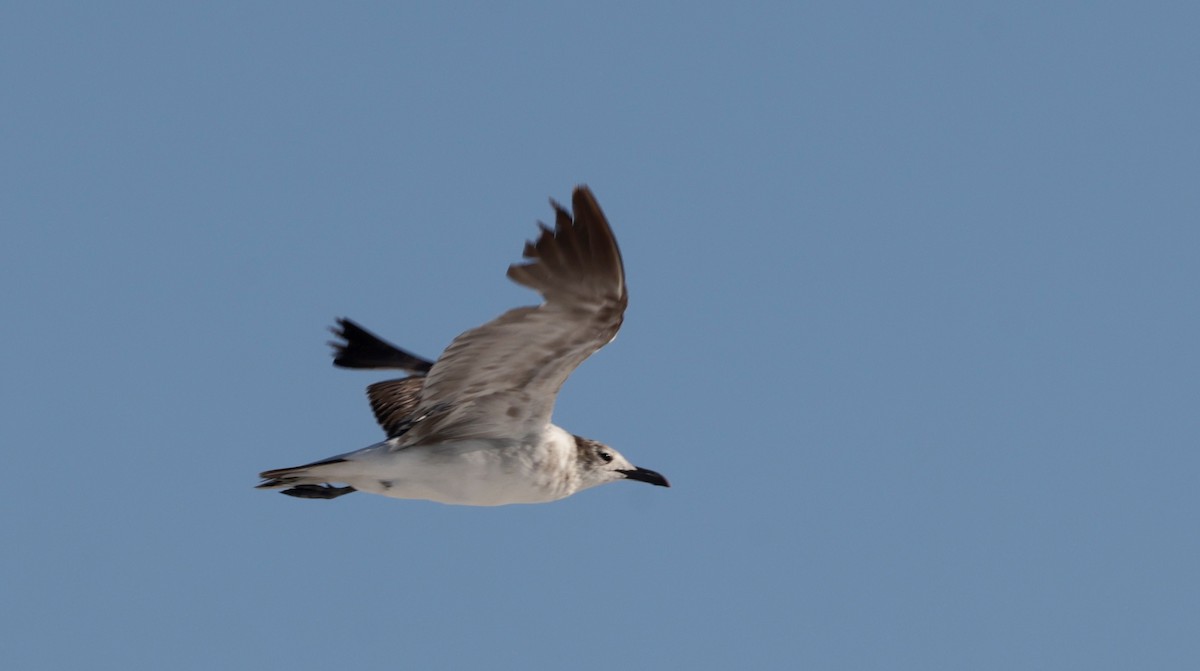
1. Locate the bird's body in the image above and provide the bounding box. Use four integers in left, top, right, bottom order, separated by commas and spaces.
269, 427, 582, 506
257, 186, 669, 506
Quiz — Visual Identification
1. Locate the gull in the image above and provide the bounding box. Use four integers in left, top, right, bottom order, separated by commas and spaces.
256, 186, 669, 506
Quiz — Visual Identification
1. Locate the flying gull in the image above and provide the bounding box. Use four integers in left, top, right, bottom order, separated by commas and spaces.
256, 186, 669, 505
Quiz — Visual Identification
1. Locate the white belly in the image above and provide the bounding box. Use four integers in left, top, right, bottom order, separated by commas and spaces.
336, 431, 578, 506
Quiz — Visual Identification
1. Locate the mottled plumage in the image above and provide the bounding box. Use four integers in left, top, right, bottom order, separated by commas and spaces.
257, 187, 668, 506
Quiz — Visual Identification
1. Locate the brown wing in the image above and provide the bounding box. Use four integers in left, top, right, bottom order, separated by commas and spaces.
365, 376, 426, 438
401, 186, 627, 445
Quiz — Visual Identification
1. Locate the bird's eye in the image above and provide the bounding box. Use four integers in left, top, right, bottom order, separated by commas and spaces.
599, 451, 614, 463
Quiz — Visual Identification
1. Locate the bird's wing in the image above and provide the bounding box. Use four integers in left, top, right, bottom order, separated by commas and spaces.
401, 186, 627, 445
364, 376, 427, 438
329, 318, 434, 372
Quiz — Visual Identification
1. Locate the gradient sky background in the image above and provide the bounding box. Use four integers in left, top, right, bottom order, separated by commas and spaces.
4, 2, 1198, 669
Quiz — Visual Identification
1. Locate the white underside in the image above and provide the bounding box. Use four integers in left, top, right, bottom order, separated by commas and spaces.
306, 425, 580, 506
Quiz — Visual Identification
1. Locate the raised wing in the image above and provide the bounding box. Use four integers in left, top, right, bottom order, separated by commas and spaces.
401, 186, 627, 445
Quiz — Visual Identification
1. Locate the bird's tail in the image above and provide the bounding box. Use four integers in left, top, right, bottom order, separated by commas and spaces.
257, 457, 357, 499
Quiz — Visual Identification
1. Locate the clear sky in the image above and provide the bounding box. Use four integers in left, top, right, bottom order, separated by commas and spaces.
3, 2, 1198, 669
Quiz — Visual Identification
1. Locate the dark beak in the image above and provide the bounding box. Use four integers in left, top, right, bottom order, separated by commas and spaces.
620, 466, 670, 488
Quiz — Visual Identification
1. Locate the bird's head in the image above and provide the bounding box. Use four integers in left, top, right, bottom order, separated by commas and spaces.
573, 435, 670, 491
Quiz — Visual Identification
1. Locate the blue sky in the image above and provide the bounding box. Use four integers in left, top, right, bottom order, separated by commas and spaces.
3, 2, 1198, 668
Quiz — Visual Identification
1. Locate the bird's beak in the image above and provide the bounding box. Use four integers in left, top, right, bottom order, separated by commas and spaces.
621, 466, 670, 488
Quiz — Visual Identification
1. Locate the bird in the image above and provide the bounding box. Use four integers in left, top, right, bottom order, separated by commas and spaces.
256, 186, 669, 506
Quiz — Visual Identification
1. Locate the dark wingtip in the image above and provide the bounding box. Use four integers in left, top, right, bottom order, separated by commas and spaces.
328, 317, 434, 372
280, 484, 358, 499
